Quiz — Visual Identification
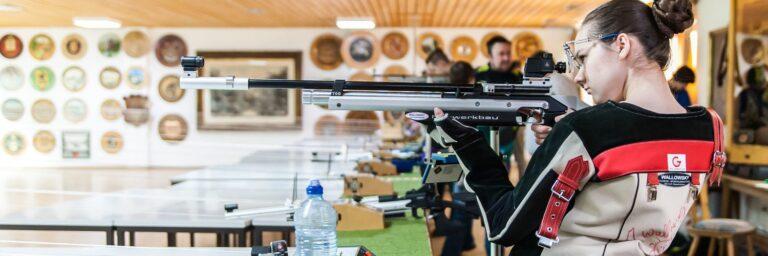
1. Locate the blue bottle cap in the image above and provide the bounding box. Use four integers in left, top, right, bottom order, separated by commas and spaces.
306, 179, 324, 195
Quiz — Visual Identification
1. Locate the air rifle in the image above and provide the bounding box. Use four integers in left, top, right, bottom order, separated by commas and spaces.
180, 53, 576, 126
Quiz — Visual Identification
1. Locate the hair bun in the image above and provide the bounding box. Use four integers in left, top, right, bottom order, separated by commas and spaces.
651, 0, 694, 38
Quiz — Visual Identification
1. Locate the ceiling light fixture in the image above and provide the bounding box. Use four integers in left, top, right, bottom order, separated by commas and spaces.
564, 3, 580, 12
0, 4, 22, 12
249, 8, 263, 15
336, 17, 375, 30
72, 17, 122, 29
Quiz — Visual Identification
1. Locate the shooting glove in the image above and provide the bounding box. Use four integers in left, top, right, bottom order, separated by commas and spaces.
405, 112, 443, 147
433, 113, 478, 147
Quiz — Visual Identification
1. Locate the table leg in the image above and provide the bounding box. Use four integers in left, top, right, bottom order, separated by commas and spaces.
117, 230, 125, 246
190, 232, 195, 247
687, 236, 700, 256
216, 233, 223, 247
746, 234, 755, 256
129, 232, 135, 246
223, 232, 230, 247
238, 230, 247, 247
739, 194, 748, 219
721, 179, 731, 218
707, 238, 716, 256
167, 232, 177, 247
252, 229, 262, 246
726, 239, 735, 256
719, 239, 725, 256
282, 230, 291, 245
106, 229, 114, 245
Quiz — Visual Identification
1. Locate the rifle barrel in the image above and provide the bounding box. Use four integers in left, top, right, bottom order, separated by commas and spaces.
180, 76, 550, 94
248, 79, 474, 92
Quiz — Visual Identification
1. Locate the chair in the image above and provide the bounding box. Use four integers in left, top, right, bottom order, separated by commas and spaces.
687, 183, 756, 256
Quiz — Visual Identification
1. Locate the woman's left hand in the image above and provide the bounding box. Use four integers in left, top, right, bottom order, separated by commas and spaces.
432, 108, 478, 147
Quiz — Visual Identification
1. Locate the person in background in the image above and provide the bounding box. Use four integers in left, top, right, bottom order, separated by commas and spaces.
475, 36, 522, 84
669, 65, 695, 107
510, 60, 522, 80
440, 61, 477, 256
426, 48, 452, 77
738, 66, 767, 130
475, 35, 527, 256
418, 48, 453, 166
474, 36, 526, 171
449, 61, 475, 85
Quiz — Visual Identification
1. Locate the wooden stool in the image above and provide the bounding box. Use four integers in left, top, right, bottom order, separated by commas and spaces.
687, 183, 756, 256
687, 219, 756, 256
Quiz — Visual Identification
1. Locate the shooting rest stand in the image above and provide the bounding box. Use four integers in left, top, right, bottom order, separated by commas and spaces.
356, 159, 398, 176
334, 203, 386, 231
343, 175, 395, 197
489, 127, 505, 256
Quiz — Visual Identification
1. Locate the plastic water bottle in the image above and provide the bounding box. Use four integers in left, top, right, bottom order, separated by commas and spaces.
295, 179, 338, 256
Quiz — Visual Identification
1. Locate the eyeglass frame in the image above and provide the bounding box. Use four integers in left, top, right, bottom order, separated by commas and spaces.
562, 33, 619, 72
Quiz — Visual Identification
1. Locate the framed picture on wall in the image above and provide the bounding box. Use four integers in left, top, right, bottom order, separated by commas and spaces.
62, 131, 90, 159
197, 51, 302, 130
709, 28, 730, 122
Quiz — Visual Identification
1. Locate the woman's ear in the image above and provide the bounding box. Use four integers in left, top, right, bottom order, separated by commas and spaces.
616, 33, 631, 61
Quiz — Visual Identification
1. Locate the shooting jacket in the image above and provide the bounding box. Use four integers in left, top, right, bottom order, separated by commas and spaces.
452, 101, 723, 255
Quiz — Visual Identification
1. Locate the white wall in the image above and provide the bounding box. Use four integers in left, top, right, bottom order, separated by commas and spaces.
0, 27, 573, 168
0, 28, 151, 168
696, 0, 731, 107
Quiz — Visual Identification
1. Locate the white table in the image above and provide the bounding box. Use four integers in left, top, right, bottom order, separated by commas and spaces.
0, 189, 172, 246
237, 148, 372, 164
170, 161, 358, 185
0, 177, 346, 247
0, 188, 256, 246
169, 179, 345, 203
0, 189, 261, 246
0, 246, 363, 256
0, 246, 251, 256
168, 179, 345, 246
204, 161, 358, 173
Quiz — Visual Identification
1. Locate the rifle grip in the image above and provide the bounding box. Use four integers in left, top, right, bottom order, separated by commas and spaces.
541, 108, 569, 127
542, 115, 556, 127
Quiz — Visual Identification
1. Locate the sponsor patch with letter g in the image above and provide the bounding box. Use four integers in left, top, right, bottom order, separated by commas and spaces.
667, 154, 686, 172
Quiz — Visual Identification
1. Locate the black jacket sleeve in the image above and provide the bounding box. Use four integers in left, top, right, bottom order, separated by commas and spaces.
451, 120, 594, 247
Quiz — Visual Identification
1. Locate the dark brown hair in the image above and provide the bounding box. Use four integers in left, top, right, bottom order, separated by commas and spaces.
486, 35, 510, 57
672, 65, 695, 84
582, 0, 694, 69
426, 48, 449, 65
746, 66, 766, 89
449, 61, 474, 84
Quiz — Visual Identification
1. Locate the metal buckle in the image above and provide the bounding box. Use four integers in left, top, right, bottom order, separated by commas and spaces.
551, 181, 574, 201
647, 185, 657, 202
688, 185, 699, 202
712, 151, 727, 168
536, 231, 560, 248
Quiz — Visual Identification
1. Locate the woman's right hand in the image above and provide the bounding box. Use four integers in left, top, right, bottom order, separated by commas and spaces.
531, 110, 573, 144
